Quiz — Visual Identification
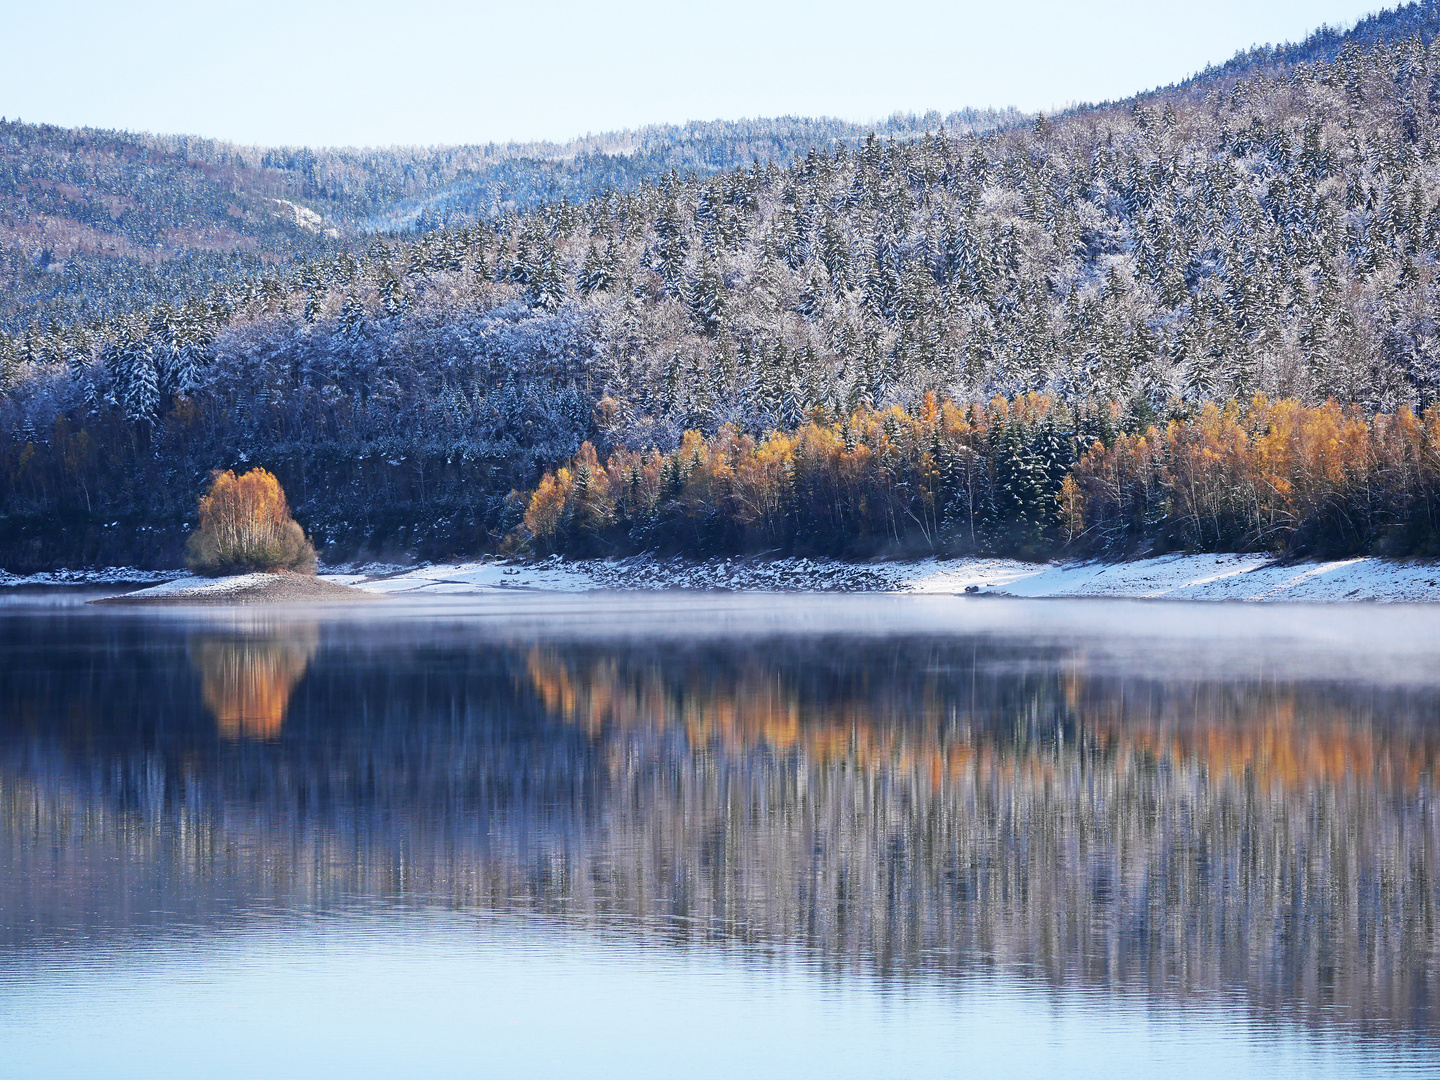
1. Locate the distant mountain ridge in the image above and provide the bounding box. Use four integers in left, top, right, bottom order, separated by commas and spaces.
0, 111, 1023, 333
356, 111, 1029, 231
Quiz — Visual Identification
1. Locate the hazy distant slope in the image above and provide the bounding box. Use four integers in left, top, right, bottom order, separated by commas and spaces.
0, 110, 1023, 333
0, 120, 340, 330
359, 112, 1028, 231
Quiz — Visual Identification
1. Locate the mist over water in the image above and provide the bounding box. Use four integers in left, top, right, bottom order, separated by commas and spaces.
1, 594, 1438, 1077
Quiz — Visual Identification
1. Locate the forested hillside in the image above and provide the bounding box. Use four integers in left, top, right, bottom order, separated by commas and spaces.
0, 119, 340, 333
7, 6, 1440, 568
0, 111, 1020, 334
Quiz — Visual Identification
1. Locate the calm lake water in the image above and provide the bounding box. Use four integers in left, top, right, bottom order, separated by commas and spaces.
2, 591, 1440, 1078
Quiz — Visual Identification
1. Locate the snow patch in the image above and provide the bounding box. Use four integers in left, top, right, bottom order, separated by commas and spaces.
272, 198, 325, 233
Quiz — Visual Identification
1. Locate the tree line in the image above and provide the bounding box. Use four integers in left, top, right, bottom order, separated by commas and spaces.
521, 393, 1440, 559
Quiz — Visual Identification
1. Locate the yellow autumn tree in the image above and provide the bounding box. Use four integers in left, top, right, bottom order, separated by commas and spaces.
522, 395, 1440, 559
523, 465, 574, 547
184, 467, 317, 576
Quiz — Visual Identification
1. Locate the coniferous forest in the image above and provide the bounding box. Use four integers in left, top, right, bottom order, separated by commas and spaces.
8, 5, 1440, 568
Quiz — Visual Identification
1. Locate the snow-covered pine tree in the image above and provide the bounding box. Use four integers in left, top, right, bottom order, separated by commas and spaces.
340, 293, 368, 340
578, 244, 610, 295
119, 329, 159, 425
689, 253, 725, 335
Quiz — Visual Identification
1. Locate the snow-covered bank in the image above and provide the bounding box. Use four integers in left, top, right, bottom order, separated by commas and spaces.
335, 553, 1440, 603
0, 566, 178, 588
4, 553, 1438, 603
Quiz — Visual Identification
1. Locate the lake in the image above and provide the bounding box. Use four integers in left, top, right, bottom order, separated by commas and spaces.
1, 591, 1438, 1078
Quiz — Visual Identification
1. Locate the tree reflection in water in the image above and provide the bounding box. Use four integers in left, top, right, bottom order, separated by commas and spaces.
1, 612, 1439, 1046
190, 623, 318, 740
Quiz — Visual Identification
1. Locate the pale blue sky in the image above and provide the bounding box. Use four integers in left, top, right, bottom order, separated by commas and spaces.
2, 1, 1393, 148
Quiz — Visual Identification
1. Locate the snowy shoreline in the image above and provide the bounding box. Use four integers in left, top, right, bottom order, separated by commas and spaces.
22, 552, 1435, 604
330, 553, 1440, 603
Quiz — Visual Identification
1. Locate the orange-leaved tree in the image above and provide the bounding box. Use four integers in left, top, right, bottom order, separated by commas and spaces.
184, 467, 317, 576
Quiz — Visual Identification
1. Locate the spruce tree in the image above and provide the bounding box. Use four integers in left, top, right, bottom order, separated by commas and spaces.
120, 333, 159, 426
689, 253, 725, 335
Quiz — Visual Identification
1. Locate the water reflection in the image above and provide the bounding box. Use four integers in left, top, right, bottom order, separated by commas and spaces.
527, 643, 1440, 793
191, 623, 318, 739
1, 603, 1438, 1065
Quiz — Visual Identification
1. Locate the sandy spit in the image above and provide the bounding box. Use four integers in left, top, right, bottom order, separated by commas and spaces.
91, 571, 380, 606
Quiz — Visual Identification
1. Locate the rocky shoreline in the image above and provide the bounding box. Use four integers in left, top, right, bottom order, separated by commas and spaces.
332, 552, 1440, 603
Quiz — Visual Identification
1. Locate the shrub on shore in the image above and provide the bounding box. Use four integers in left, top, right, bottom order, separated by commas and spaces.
184, 467, 317, 576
